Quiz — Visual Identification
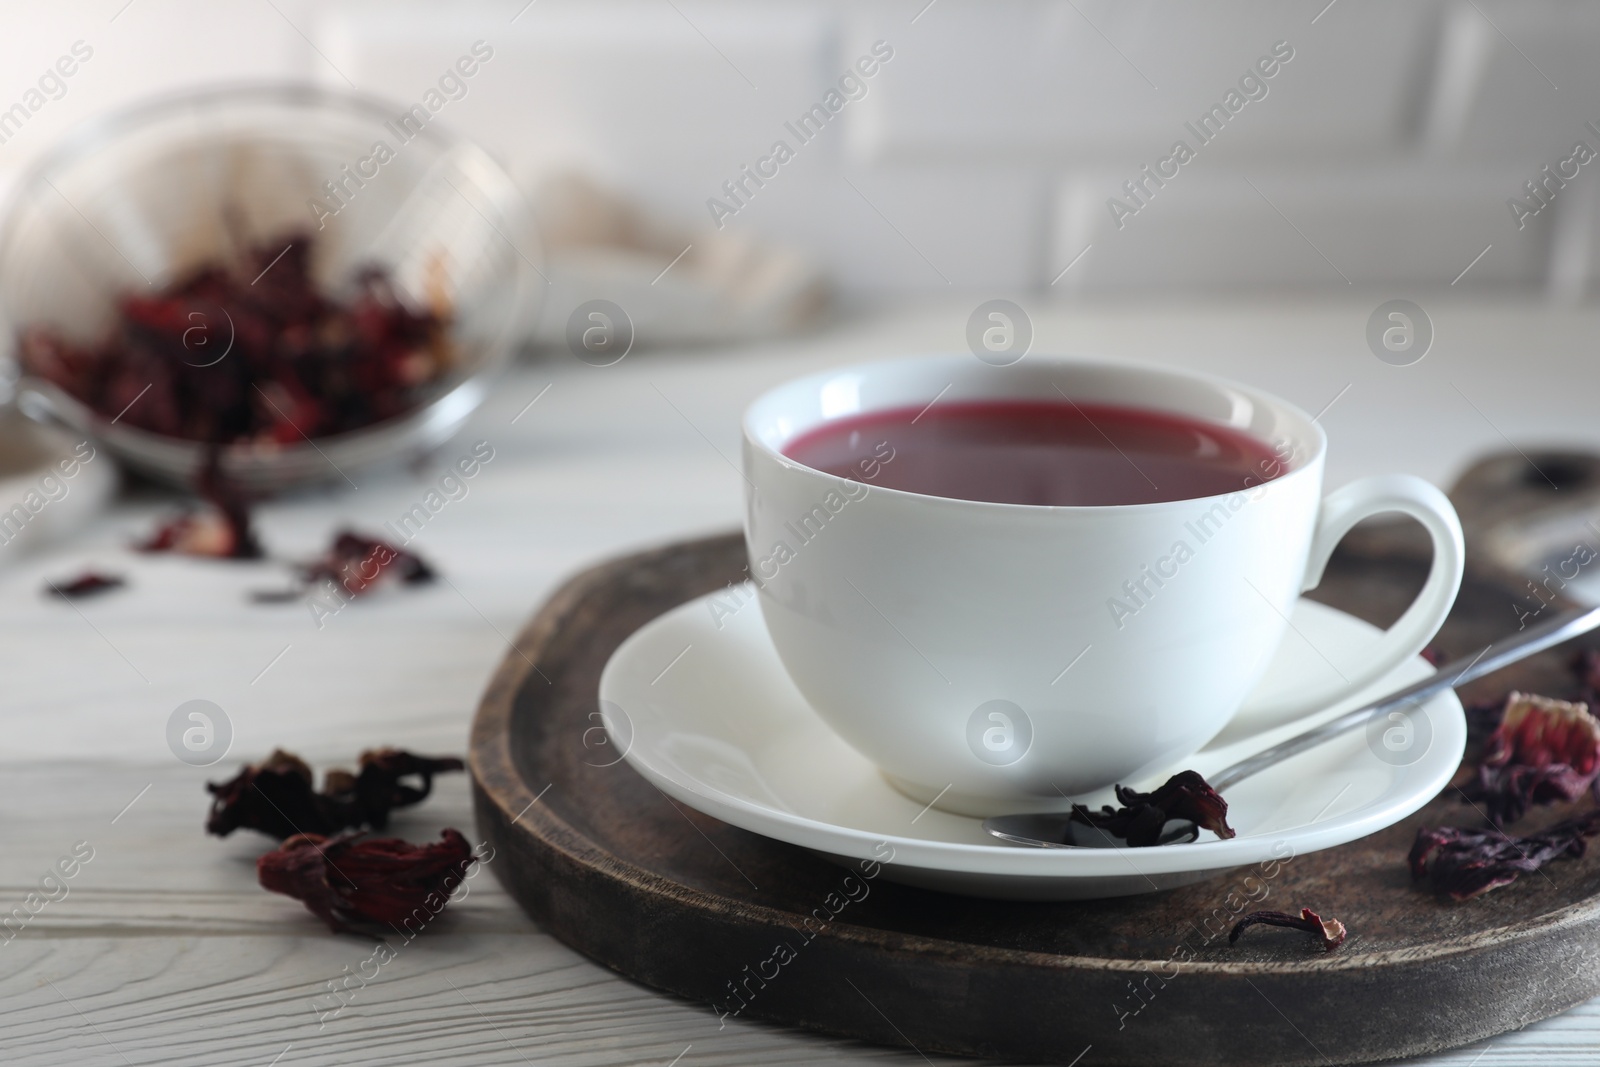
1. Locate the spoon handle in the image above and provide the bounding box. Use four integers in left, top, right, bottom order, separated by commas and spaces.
1208, 604, 1600, 792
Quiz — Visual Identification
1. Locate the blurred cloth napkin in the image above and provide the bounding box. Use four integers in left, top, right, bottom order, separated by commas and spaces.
528, 172, 828, 348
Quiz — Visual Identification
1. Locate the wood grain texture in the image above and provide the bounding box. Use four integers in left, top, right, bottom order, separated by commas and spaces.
472, 530, 1600, 1067
0, 762, 989, 1067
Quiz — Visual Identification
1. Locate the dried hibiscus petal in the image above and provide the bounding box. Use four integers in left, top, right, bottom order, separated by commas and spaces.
1463, 697, 1510, 745
258, 829, 475, 932
206, 749, 327, 838
327, 747, 464, 831
18, 230, 454, 447
1069, 769, 1235, 847
1229, 908, 1347, 951
138, 446, 263, 559
1573, 649, 1600, 706
206, 747, 463, 839
300, 530, 435, 596
1410, 810, 1600, 900
138, 508, 261, 559
46, 571, 125, 599
1459, 692, 1600, 826
1486, 693, 1600, 774
251, 529, 436, 604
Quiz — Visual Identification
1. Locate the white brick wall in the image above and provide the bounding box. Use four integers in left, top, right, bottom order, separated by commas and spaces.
1, 0, 1597, 298
849, 1, 1435, 161
1050, 165, 1551, 295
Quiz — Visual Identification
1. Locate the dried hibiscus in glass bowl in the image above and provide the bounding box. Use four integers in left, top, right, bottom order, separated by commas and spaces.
0, 85, 539, 495
19, 234, 456, 447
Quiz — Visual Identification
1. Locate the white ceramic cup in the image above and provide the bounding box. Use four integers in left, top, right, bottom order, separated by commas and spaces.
741, 354, 1465, 816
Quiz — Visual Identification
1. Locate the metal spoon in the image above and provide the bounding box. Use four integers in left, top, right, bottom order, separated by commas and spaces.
983, 604, 1600, 849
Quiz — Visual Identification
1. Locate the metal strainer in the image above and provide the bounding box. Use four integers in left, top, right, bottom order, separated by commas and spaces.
0, 83, 541, 494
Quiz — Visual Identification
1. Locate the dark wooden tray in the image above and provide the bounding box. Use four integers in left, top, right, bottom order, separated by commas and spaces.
470, 524, 1600, 1067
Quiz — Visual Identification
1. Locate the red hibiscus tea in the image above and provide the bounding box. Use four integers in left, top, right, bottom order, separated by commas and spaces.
783, 399, 1284, 506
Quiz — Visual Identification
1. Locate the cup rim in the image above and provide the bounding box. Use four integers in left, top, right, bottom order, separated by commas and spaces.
741, 352, 1328, 513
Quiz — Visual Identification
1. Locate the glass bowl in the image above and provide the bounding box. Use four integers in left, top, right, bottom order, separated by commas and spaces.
0, 83, 539, 494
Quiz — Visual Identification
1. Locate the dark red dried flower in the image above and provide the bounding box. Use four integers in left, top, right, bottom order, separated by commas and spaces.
257, 829, 475, 932
326, 747, 463, 823
1229, 907, 1347, 951
19, 231, 454, 447
1459, 692, 1600, 826
205, 749, 320, 838
1487, 693, 1600, 774
136, 447, 263, 558
301, 530, 435, 596
1574, 649, 1600, 706
253, 529, 436, 604
1069, 769, 1235, 847
46, 571, 125, 599
1463, 697, 1510, 744
138, 508, 261, 559
206, 747, 463, 839
1410, 810, 1600, 900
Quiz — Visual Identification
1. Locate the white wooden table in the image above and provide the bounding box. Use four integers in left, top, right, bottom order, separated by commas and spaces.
3, 297, 1598, 1065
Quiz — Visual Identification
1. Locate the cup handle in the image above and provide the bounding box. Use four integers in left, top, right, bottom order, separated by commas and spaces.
1246, 473, 1465, 724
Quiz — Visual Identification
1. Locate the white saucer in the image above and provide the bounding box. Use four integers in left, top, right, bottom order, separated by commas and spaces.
597, 585, 1465, 901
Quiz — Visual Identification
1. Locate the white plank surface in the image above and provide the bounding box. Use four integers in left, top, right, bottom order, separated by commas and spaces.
2, 298, 1598, 1065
